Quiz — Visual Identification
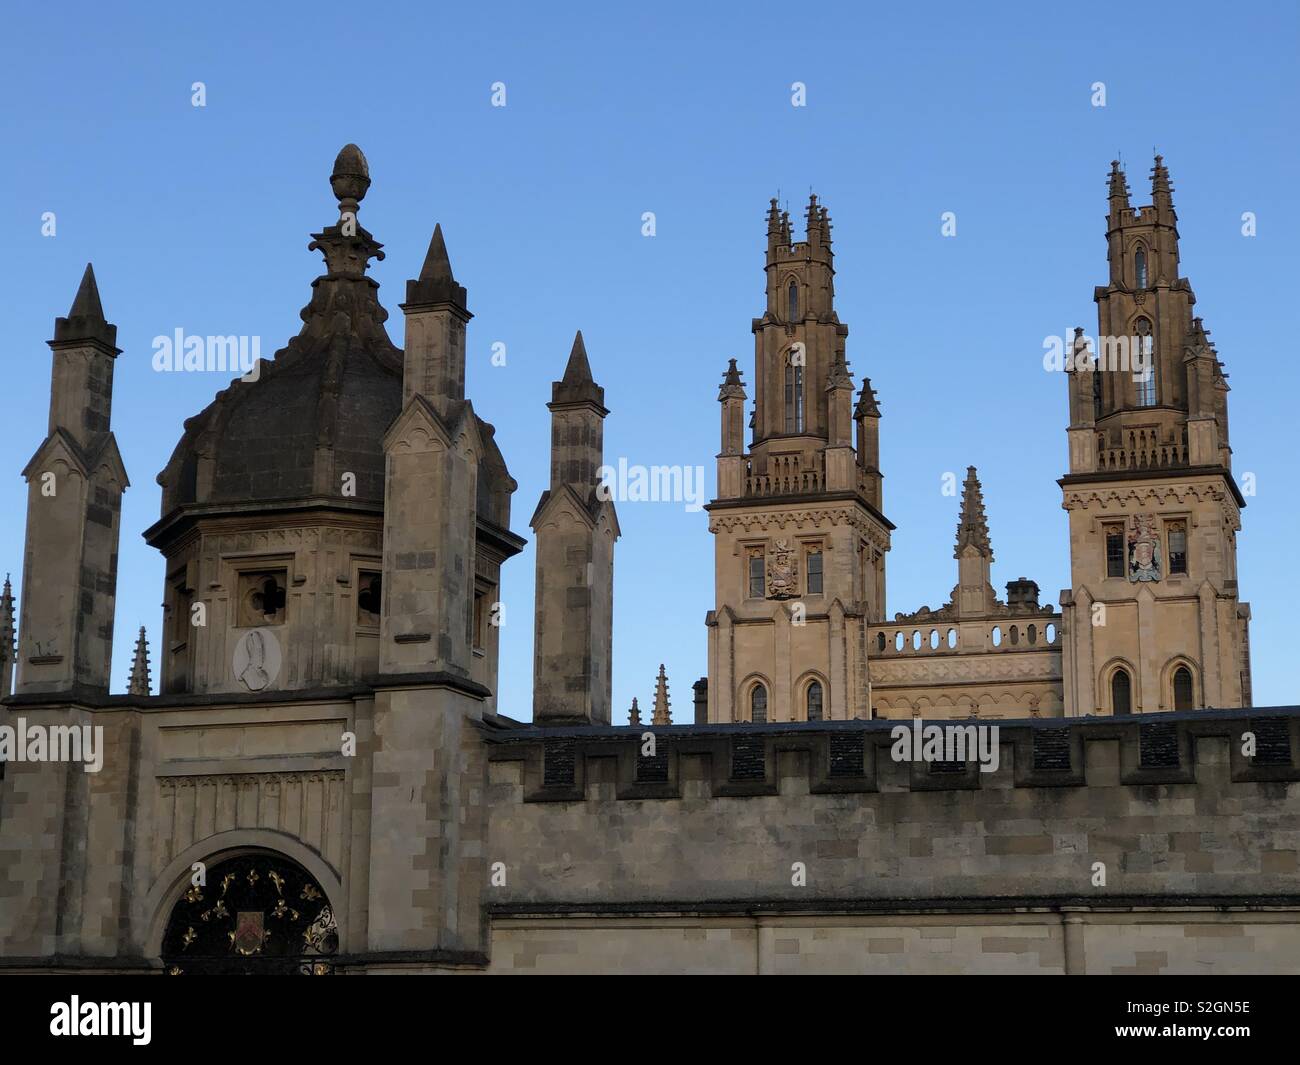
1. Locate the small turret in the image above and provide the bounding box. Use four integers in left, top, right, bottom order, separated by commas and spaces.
0, 575, 14, 697
128, 626, 152, 697
651, 665, 672, 725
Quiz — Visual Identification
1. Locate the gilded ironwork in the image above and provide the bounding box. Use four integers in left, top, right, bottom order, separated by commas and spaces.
161, 853, 337, 975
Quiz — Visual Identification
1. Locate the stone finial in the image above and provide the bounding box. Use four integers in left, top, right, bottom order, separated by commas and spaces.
651, 664, 672, 725
54, 263, 117, 348
1151, 153, 1174, 208
718, 358, 747, 401
628, 697, 641, 726
406, 223, 467, 308
550, 330, 606, 410
766, 197, 782, 241
854, 377, 880, 418
827, 347, 853, 390
330, 143, 371, 212
128, 625, 152, 697
1107, 159, 1130, 210
954, 466, 994, 562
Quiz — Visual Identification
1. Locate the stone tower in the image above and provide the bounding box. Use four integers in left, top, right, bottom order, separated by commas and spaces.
1059, 156, 1250, 714
530, 331, 619, 724
706, 196, 893, 722
17, 265, 128, 695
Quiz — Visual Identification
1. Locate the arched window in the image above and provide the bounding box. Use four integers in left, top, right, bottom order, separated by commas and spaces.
751, 683, 768, 723
1135, 247, 1148, 289
1134, 319, 1156, 407
788, 280, 799, 321
161, 852, 338, 974
1112, 669, 1132, 716
1173, 666, 1194, 711
806, 680, 823, 721
784, 350, 805, 433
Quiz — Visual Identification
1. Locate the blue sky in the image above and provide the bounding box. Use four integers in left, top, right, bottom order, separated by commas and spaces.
2, 0, 1296, 712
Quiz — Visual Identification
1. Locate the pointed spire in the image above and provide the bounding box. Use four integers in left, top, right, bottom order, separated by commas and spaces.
827, 348, 853, 390
550, 330, 606, 411
718, 357, 747, 400
53, 263, 117, 348
128, 626, 152, 697
954, 466, 993, 561
561, 330, 594, 385
1151, 153, 1174, 212
854, 376, 880, 418
1107, 159, 1131, 213
628, 696, 641, 727
420, 223, 455, 283
405, 222, 467, 308
69, 264, 105, 321
651, 665, 672, 725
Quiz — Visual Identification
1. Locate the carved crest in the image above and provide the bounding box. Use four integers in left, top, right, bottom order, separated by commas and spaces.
767, 538, 798, 599
1127, 512, 1162, 582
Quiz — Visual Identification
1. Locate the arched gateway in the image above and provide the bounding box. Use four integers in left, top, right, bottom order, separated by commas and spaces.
160, 852, 338, 975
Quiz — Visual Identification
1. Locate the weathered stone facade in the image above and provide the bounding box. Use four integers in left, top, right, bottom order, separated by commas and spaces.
0, 149, 1287, 975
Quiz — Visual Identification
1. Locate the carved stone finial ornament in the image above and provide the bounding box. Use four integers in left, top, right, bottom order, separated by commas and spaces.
329, 143, 371, 211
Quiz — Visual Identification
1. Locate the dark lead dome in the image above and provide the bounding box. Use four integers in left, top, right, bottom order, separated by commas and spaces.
156, 145, 514, 527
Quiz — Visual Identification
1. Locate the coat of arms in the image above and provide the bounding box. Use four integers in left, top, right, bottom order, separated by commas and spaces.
1128, 513, 1162, 582
767, 539, 798, 599
233, 911, 266, 955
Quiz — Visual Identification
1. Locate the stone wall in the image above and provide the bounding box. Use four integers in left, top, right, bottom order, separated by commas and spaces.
482, 710, 1300, 973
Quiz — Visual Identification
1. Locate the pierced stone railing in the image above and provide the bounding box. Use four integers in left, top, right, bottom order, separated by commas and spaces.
744, 453, 823, 497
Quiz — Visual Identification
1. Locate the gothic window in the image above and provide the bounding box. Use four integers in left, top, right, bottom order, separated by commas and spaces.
785, 349, 805, 433
806, 546, 823, 595
747, 549, 765, 598
1173, 666, 1194, 711
1105, 524, 1125, 578
806, 680, 824, 721
788, 280, 799, 321
1134, 318, 1156, 407
1167, 521, 1188, 575
1135, 247, 1148, 288
1112, 668, 1132, 716
357, 571, 381, 627
751, 683, 768, 723
238, 570, 287, 627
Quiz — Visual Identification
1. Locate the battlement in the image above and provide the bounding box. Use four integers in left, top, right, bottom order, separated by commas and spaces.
484, 708, 1299, 803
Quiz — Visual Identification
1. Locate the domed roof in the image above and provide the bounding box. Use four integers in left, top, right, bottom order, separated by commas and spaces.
155, 145, 514, 530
